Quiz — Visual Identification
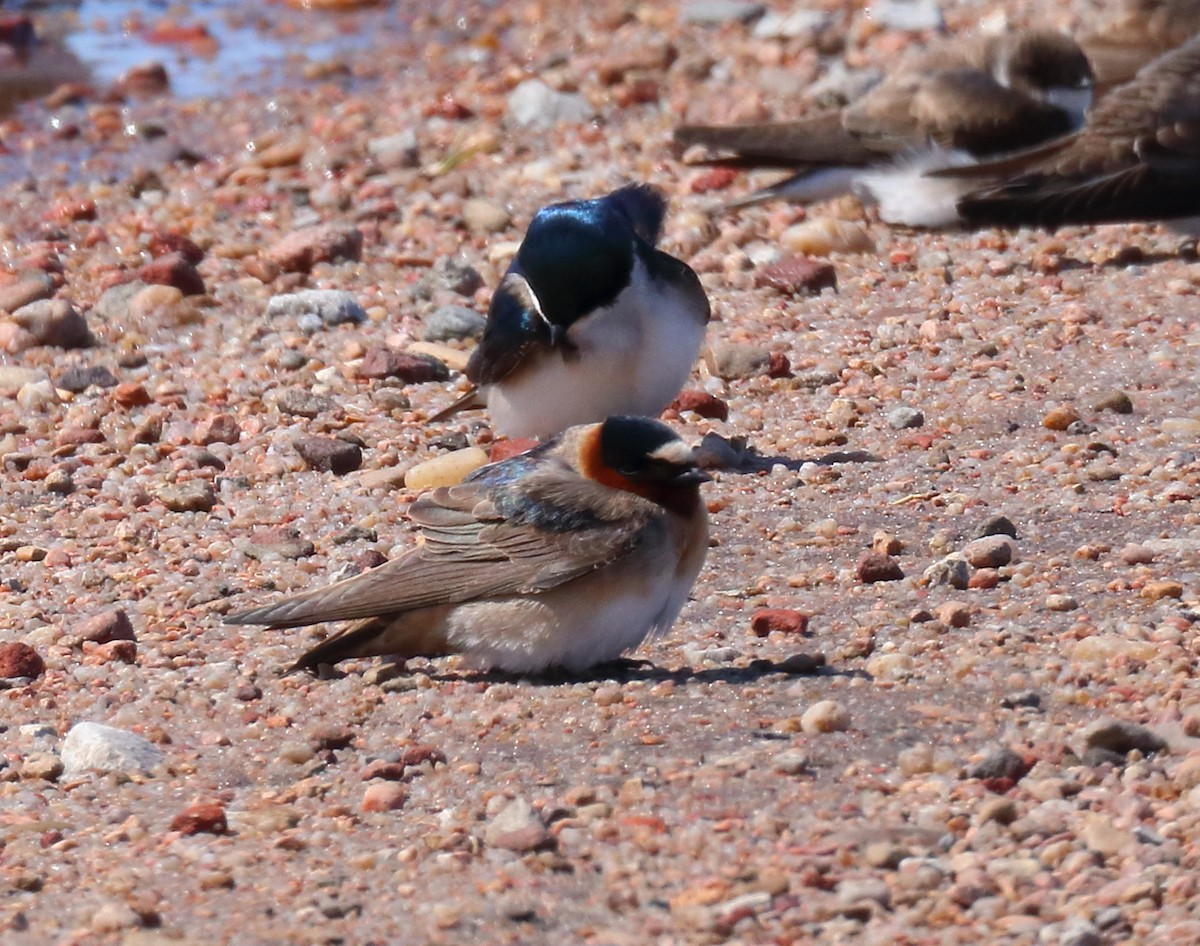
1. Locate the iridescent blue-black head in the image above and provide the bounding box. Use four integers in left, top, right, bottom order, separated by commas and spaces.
512, 183, 668, 329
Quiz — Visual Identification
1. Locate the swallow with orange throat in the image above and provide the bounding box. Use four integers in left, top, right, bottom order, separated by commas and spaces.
227, 416, 711, 675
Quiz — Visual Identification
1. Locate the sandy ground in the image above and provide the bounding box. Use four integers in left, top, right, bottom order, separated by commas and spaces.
2, 1, 1200, 944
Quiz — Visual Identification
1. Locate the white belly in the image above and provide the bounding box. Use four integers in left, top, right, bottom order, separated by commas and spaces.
485, 258, 706, 438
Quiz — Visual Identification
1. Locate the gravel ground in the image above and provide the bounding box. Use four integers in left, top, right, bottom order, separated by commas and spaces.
3, 1, 1200, 944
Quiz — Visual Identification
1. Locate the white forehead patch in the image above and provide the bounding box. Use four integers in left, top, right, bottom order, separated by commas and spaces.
648, 440, 695, 465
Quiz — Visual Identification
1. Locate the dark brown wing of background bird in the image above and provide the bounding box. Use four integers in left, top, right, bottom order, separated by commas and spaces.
674, 69, 1080, 170
953, 36, 1200, 226
1080, 0, 1200, 91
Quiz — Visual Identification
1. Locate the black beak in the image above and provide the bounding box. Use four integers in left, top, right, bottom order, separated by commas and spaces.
672, 467, 712, 485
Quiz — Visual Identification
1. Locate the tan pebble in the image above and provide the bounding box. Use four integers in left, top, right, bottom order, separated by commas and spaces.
871, 530, 902, 555
90, 902, 140, 934
1080, 814, 1130, 856
1042, 406, 1079, 430
362, 782, 408, 812
487, 240, 522, 266
129, 284, 184, 322
779, 217, 875, 256
461, 198, 511, 233
1119, 544, 1155, 565
404, 447, 489, 490
897, 743, 934, 776
0, 365, 47, 396
358, 467, 409, 491
1161, 418, 1200, 439
278, 742, 314, 765
1070, 636, 1157, 663
976, 797, 1018, 825
1172, 756, 1200, 790
254, 139, 306, 168
408, 341, 470, 373
934, 601, 971, 628
1141, 580, 1184, 601
800, 699, 850, 734
866, 652, 913, 680
1044, 594, 1079, 612
593, 685, 623, 707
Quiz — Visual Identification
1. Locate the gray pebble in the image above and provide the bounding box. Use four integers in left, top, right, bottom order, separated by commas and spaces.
887, 406, 925, 429
367, 130, 419, 169
94, 281, 148, 321
708, 341, 770, 380
1058, 919, 1102, 946
57, 365, 118, 393
974, 514, 1018, 539
1083, 719, 1167, 758
275, 387, 335, 418
923, 555, 969, 589
266, 289, 366, 327
423, 305, 486, 343
680, 0, 766, 24
507, 80, 594, 128
61, 722, 164, 778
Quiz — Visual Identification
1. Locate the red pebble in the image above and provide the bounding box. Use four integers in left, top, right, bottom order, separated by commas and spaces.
74, 608, 135, 644
856, 551, 904, 584
672, 389, 729, 421
689, 167, 738, 194
401, 745, 447, 768
756, 255, 837, 296
750, 608, 810, 637
0, 642, 44, 679
113, 383, 152, 408
93, 640, 137, 664
170, 802, 228, 835
361, 761, 408, 781
137, 251, 206, 296
767, 351, 792, 378
489, 438, 538, 462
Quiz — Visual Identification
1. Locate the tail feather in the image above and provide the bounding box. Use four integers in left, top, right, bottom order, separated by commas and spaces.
289, 610, 454, 672
428, 386, 485, 423
675, 113, 877, 167
725, 166, 862, 209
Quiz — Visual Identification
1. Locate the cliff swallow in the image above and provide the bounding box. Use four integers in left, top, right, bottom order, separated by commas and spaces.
227, 416, 711, 675
1079, 0, 1200, 92
431, 183, 710, 439
950, 34, 1200, 228
674, 30, 1094, 226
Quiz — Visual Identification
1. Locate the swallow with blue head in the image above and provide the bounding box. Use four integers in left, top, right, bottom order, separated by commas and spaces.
674, 29, 1095, 227
945, 34, 1200, 230
431, 183, 711, 439
226, 416, 711, 675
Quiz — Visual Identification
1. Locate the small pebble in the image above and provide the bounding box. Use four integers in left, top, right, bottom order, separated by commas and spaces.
857, 551, 904, 583
362, 782, 409, 812
887, 406, 924, 429
404, 447, 488, 489
800, 700, 850, 734
1042, 406, 1080, 431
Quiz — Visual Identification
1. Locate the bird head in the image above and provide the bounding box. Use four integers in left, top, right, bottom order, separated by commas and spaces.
578, 416, 709, 513
991, 31, 1095, 125
510, 184, 668, 334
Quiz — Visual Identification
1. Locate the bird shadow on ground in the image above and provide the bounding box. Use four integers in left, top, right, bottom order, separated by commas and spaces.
707, 435, 882, 475
413, 655, 868, 689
